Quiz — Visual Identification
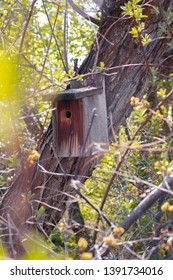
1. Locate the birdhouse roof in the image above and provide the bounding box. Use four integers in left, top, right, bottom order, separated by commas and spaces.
43, 86, 102, 101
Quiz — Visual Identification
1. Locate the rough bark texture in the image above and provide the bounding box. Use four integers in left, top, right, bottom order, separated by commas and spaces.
0, 0, 172, 258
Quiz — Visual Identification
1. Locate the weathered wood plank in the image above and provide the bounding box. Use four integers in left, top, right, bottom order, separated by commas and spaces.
53, 99, 84, 157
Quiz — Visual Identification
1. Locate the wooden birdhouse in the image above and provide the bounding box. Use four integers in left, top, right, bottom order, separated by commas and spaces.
45, 74, 108, 157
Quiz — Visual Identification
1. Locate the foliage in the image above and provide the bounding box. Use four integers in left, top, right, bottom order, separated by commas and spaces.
0, 0, 173, 260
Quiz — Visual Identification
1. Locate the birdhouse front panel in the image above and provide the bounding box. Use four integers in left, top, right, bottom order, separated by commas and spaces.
53, 99, 84, 157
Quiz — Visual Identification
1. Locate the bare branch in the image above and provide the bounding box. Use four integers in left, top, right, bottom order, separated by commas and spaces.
97, 173, 173, 258
19, 0, 37, 55
70, 179, 112, 227
42, 0, 68, 74
37, 3, 60, 84
67, 0, 101, 26
64, 0, 69, 73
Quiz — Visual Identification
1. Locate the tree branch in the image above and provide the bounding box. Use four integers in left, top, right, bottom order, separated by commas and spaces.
19, 0, 37, 55
97, 173, 173, 258
42, 0, 68, 74
67, 0, 101, 26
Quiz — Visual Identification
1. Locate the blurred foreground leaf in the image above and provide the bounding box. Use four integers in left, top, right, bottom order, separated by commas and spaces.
0, 53, 22, 148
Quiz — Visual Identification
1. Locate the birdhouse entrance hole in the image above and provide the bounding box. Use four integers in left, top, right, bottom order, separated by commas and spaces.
66, 111, 71, 118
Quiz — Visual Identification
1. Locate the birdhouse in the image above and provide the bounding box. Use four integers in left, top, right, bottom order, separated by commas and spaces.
46, 74, 108, 157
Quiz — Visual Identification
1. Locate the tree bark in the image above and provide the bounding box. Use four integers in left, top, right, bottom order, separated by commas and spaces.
0, 0, 172, 258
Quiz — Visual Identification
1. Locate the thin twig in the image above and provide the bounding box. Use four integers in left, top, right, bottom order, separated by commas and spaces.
70, 180, 112, 227
42, 0, 68, 73
19, 0, 37, 55
38, 3, 60, 84
33, 199, 61, 212
64, 0, 69, 73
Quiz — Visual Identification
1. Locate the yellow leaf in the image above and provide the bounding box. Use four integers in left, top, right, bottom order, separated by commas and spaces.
161, 202, 170, 212
80, 252, 93, 260
78, 237, 88, 251
113, 227, 125, 235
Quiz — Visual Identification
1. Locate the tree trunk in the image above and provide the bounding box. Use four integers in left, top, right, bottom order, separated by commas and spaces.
0, 0, 172, 258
